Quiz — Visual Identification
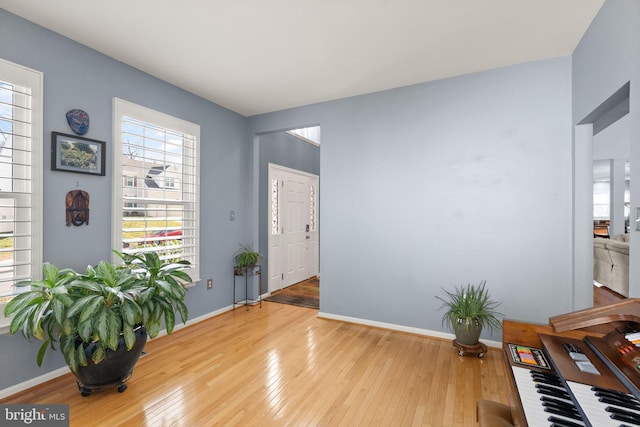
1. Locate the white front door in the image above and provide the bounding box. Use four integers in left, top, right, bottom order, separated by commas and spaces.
283, 171, 308, 286
268, 164, 319, 292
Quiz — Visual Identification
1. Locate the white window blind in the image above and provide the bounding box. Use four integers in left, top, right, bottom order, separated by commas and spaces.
0, 59, 43, 301
112, 99, 199, 282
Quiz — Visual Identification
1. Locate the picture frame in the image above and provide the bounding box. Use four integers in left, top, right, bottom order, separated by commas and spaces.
51, 132, 106, 176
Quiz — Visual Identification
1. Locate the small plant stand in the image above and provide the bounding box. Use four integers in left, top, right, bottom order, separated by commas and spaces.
233, 265, 262, 310
453, 339, 487, 358
76, 373, 131, 396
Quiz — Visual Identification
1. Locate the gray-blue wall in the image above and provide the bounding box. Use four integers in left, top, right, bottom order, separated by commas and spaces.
0, 9, 251, 390
250, 56, 574, 340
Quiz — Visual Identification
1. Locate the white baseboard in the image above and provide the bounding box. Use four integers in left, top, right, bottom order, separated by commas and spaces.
317, 311, 502, 349
0, 304, 236, 399
154, 304, 234, 338
0, 366, 70, 400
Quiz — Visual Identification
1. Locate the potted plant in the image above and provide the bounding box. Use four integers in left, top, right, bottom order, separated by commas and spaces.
233, 244, 260, 275
3, 250, 191, 395
436, 280, 502, 346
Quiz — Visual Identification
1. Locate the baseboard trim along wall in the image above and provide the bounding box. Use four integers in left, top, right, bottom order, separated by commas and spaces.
317, 311, 502, 349
0, 366, 71, 400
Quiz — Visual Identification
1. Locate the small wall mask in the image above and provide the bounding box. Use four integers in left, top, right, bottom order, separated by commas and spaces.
66, 190, 90, 226
66, 109, 90, 135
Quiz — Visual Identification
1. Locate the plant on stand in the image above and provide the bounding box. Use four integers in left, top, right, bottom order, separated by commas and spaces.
436, 280, 502, 346
233, 244, 260, 275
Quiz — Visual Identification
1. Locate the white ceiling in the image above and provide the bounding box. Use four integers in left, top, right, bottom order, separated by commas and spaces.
1, 0, 605, 117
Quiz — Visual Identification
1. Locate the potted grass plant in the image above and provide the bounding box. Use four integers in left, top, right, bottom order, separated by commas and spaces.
233, 244, 260, 275
436, 280, 502, 345
3, 250, 191, 395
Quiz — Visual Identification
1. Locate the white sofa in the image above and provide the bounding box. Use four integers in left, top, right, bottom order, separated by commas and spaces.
594, 234, 629, 296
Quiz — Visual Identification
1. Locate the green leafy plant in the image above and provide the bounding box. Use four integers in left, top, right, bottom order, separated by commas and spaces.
233, 244, 260, 274
3, 250, 191, 372
436, 280, 503, 333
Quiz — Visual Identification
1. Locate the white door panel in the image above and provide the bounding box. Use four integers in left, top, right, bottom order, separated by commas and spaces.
283, 172, 309, 285
268, 164, 319, 292
269, 245, 281, 284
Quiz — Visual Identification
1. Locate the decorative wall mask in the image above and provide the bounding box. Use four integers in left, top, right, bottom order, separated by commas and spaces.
65, 109, 90, 135
65, 190, 90, 226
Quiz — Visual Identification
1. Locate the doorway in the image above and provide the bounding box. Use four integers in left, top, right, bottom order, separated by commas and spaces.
267, 164, 319, 293
574, 82, 631, 307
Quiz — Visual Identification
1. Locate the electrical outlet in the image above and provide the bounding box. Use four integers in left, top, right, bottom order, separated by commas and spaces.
207, 279, 213, 289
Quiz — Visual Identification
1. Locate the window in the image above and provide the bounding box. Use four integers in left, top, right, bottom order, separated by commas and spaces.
0, 59, 43, 327
309, 184, 316, 232
271, 178, 279, 235
287, 126, 321, 146
593, 181, 610, 220
112, 98, 199, 282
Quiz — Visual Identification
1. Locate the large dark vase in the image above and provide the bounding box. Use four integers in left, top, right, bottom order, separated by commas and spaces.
453, 317, 482, 345
75, 326, 147, 396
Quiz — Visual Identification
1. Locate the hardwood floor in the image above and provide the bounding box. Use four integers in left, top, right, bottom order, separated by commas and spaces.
593, 283, 625, 307
274, 277, 319, 299
1, 302, 511, 426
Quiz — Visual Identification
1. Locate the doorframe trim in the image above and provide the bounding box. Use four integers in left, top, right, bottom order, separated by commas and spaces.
267, 163, 320, 293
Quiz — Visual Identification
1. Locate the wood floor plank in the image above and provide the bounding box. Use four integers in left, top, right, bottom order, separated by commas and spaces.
1, 302, 511, 426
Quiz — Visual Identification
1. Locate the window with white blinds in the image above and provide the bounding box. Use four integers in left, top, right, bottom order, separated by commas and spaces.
112, 98, 199, 282
0, 59, 43, 302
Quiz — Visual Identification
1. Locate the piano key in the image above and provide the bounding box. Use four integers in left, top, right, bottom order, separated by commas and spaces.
536, 383, 572, 399
605, 406, 640, 424
544, 406, 584, 421
609, 412, 640, 426
593, 386, 640, 403
599, 396, 640, 411
542, 400, 580, 414
535, 380, 570, 393
532, 373, 565, 387
567, 381, 640, 427
533, 370, 564, 381
541, 395, 580, 410
512, 366, 586, 426
547, 416, 585, 427
595, 389, 637, 401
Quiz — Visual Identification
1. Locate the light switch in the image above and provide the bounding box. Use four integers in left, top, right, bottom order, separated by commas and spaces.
229, 210, 235, 221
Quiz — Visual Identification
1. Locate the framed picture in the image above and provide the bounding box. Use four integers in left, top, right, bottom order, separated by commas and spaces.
51, 132, 105, 176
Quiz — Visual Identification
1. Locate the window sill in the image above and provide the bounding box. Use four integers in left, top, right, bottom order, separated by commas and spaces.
186, 276, 200, 289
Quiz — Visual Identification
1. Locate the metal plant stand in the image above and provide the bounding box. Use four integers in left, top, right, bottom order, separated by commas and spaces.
233, 265, 262, 309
